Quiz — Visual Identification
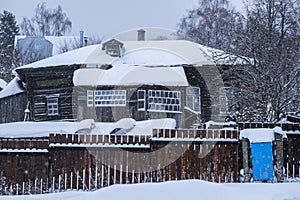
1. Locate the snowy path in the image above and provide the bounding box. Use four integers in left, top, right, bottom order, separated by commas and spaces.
2, 180, 300, 200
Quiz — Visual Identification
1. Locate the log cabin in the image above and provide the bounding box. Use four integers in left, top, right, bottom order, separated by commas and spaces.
1, 29, 241, 127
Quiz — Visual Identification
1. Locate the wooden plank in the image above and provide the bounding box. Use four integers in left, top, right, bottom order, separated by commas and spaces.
219, 143, 225, 182
194, 142, 200, 179
202, 142, 207, 181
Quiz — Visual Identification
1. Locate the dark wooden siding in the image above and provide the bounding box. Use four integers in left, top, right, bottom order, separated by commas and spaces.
0, 93, 27, 123
32, 87, 75, 121
184, 66, 212, 122
16, 65, 81, 122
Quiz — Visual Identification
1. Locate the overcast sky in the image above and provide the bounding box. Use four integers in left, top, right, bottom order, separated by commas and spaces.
1, 0, 244, 39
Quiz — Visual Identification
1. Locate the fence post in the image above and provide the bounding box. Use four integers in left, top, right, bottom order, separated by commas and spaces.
34, 178, 37, 194
58, 175, 61, 191
28, 180, 30, 194
89, 167, 91, 191
9, 185, 12, 195
22, 182, 24, 195
64, 173, 67, 191
274, 133, 284, 182
82, 169, 85, 190
52, 177, 55, 193
76, 171, 79, 190
242, 138, 251, 182
286, 163, 289, 179
40, 179, 43, 194
100, 165, 104, 187
95, 166, 98, 189
70, 172, 73, 190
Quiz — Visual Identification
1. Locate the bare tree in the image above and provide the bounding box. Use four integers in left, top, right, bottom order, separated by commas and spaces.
20, 3, 72, 36
178, 0, 300, 122
231, 0, 300, 121
178, 0, 244, 51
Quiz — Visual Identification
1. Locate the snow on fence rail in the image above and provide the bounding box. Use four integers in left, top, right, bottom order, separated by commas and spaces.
0, 137, 49, 153
49, 133, 151, 148
152, 129, 238, 142
238, 122, 300, 131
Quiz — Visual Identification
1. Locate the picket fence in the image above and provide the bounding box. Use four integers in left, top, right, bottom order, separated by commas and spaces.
0, 123, 300, 195
0, 129, 240, 195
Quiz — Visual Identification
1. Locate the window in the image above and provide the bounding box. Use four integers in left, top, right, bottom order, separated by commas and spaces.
94, 90, 126, 107
102, 39, 123, 57
47, 98, 59, 116
186, 87, 201, 112
220, 96, 227, 113
137, 90, 146, 111
219, 87, 229, 113
106, 44, 121, 57
148, 90, 181, 113
87, 90, 94, 107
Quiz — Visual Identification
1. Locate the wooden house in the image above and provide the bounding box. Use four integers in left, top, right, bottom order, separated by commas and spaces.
7, 30, 240, 127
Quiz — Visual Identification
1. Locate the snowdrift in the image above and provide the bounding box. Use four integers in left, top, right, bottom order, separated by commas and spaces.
2, 180, 300, 200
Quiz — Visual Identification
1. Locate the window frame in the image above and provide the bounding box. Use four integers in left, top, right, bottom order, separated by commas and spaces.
87, 90, 94, 107
93, 89, 126, 107
47, 97, 59, 116
186, 87, 201, 113
137, 90, 146, 111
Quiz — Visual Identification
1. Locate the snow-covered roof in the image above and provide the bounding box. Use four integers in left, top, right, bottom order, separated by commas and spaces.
15, 44, 104, 71
0, 79, 7, 89
0, 118, 176, 138
73, 66, 189, 86
199, 44, 251, 65
15, 39, 215, 72
239, 127, 287, 143
117, 40, 215, 66
0, 77, 25, 99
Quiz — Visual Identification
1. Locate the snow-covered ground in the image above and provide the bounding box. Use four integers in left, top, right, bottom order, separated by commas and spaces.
2, 180, 300, 200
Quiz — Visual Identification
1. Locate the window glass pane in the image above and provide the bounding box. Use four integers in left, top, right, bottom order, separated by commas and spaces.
220, 96, 227, 113
186, 87, 201, 112
137, 90, 146, 111
93, 90, 126, 107
47, 97, 59, 116
147, 90, 181, 113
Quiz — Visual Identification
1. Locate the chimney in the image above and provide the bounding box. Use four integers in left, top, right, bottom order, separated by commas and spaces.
80, 30, 84, 47
84, 36, 88, 46
137, 29, 146, 41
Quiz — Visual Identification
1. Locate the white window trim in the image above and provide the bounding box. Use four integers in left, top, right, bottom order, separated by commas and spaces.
137, 90, 146, 111
47, 97, 59, 116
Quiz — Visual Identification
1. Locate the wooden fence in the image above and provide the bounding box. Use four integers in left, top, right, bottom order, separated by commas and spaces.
1, 123, 300, 195
0, 129, 240, 195
238, 122, 300, 132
